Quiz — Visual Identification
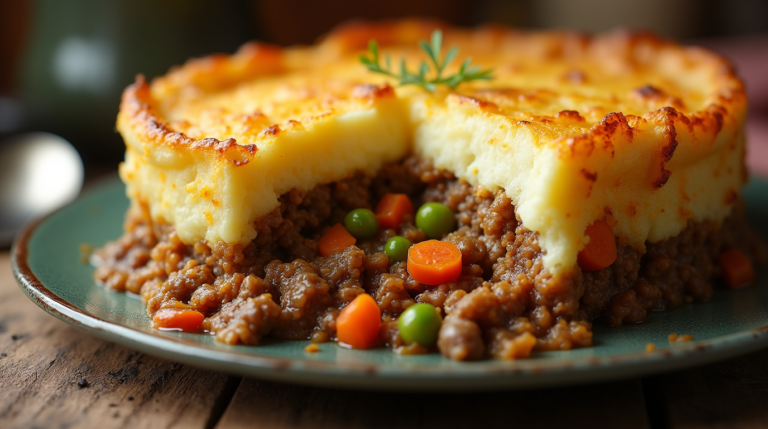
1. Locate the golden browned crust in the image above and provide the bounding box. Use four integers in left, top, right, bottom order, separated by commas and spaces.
120, 75, 258, 166
119, 19, 746, 185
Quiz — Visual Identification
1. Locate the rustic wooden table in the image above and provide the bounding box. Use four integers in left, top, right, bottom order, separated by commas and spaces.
2, 250, 768, 428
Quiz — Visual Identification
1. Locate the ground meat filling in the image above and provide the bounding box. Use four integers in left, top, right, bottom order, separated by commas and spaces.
94, 155, 768, 361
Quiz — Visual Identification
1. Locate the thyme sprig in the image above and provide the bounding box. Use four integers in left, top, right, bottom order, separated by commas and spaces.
359, 30, 493, 92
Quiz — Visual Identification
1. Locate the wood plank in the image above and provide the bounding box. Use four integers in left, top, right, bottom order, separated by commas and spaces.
216, 377, 650, 429
0, 252, 241, 429
643, 347, 768, 429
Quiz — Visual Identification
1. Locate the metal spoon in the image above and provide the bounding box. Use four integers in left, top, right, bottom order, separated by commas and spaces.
0, 132, 84, 246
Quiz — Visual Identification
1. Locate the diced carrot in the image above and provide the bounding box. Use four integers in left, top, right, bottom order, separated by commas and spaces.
153, 308, 204, 332
577, 220, 617, 272
375, 193, 414, 230
336, 294, 381, 349
407, 240, 462, 286
718, 248, 754, 289
318, 224, 357, 257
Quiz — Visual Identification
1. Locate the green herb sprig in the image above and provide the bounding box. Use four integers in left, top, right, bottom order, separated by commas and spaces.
359, 30, 493, 92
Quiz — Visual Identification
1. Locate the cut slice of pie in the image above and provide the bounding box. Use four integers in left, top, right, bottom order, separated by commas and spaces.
96, 20, 766, 360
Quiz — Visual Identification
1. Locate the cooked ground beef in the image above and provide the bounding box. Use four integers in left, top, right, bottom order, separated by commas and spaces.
93, 155, 768, 361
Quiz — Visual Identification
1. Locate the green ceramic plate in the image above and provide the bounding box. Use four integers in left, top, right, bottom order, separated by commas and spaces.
12, 176, 768, 391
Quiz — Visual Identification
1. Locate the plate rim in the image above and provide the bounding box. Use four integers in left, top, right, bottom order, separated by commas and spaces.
10, 176, 768, 391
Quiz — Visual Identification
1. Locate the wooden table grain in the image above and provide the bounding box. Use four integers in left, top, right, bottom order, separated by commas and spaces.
1, 251, 767, 429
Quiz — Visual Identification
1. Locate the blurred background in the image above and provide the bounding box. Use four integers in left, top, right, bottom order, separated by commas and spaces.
0, 0, 766, 243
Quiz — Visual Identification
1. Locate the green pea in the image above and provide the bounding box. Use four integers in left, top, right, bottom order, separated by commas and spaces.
344, 208, 378, 239
398, 303, 442, 347
415, 202, 455, 239
385, 236, 411, 262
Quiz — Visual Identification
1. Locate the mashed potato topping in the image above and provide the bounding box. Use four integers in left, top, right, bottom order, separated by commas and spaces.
118, 20, 746, 274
